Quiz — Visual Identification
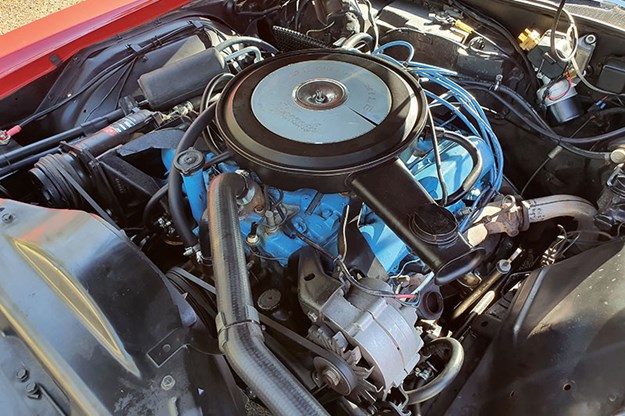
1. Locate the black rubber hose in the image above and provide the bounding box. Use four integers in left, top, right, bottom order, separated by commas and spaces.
409, 378, 427, 416
465, 81, 602, 150
436, 129, 483, 206
0, 147, 57, 179
406, 337, 464, 405
207, 172, 329, 416
168, 104, 216, 248
461, 82, 625, 145
143, 184, 169, 229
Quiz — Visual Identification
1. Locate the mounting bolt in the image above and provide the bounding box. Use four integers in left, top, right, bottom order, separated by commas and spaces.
25, 382, 40, 399
15, 368, 29, 382
0, 132, 10, 146
610, 147, 625, 164
161, 375, 176, 391
585, 34, 596, 45
321, 368, 341, 387
2, 213, 14, 224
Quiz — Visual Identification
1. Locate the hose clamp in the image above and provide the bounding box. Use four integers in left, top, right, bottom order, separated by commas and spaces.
216, 305, 261, 334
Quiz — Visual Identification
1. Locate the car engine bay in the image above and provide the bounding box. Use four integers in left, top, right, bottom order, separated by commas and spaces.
1, 0, 625, 414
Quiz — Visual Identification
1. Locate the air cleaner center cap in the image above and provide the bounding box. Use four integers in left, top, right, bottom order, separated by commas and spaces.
293, 78, 347, 110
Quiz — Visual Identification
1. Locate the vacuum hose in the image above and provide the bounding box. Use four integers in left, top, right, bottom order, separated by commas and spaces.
437, 129, 484, 206
207, 172, 329, 416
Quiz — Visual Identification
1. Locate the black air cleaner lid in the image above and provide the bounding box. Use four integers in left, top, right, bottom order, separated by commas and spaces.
216, 49, 428, 192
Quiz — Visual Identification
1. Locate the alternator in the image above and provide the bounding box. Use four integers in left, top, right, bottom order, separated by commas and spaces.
297, 249, 423, 401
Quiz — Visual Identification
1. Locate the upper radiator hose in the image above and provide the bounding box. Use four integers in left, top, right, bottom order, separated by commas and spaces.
207, 172, 329, 416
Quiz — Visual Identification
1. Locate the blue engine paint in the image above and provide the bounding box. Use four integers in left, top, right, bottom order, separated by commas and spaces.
162, 149, 209, 222
181, 170, 207, 222
406, 136, 495, 205
361, 137, 494, 272
163, 135, 494, 271
239, 190, 348, 263
359, 214, 409, 272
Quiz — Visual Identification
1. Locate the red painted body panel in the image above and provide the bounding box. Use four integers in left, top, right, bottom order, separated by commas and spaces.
0, 0, 193, 99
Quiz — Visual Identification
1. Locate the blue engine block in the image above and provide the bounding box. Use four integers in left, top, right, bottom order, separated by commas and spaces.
163, 134, 494, 274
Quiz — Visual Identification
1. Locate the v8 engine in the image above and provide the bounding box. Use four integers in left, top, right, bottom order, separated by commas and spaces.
3, 1, 625, 415
161, 49, 496, 401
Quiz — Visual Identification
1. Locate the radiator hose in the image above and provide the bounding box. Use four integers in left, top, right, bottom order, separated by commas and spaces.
207, 172, 329, 416
406, 337, 464, 405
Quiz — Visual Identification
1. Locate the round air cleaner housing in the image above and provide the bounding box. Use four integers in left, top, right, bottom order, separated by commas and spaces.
215, 49, 428, 193
216, 49, 483, 282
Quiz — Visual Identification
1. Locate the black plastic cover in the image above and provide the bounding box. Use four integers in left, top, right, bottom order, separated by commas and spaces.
445, 240, 625, 416
347, 159, 483, 283
0, 199, 243, 415
598, 57, 625, 94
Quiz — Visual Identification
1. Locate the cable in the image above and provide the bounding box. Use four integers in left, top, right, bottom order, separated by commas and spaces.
17, 62, 130, 128
571, 56, 625, 98
462, 80, 611, 159
520, 153, 553, 196
342, 33, 374, 50
520, 155, 552, 196
200, 73, 235, 154
371, 46, 505, 230
546, 76, 572, 101
306, 21, 335, 36
373, 40, 414, 61
201, 73, 234, 111
389, 259, 422, 278
5, 24, 198, 133
292, 224, 416, 300
143, 184, 169, 229
549, 0, 578, 63
470, 29, 514, 59
202, 150, 234, 170
84, 56, 138, 121
0, 109, 124, 169
448, 0, 538, 91
362, 0, 379, 49
215, 36, 279, 54
520, 108, 605, 196
505, 114, 608, 161
428, 110, 448, 206
466, 83, 625, 145
236, 0, 292, 16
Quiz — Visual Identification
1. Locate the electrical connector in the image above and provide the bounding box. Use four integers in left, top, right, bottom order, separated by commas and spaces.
0, 125, 21, 146
453, 20, 473, 35
518, 28, 541, 51
0, 132, 9, 146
